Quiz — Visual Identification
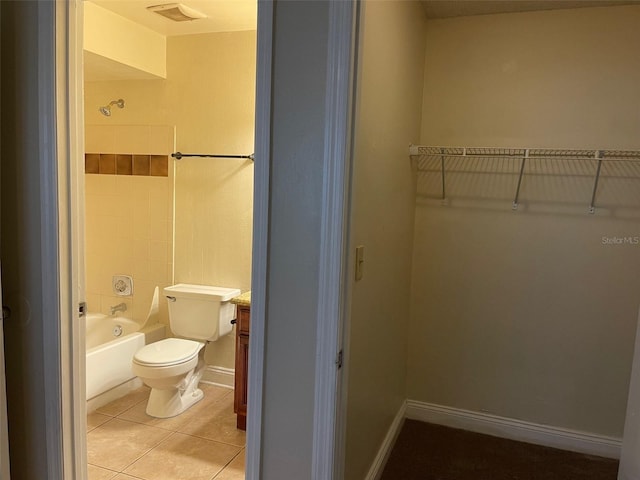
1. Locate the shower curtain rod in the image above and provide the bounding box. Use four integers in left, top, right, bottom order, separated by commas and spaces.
171, 152, 255, 161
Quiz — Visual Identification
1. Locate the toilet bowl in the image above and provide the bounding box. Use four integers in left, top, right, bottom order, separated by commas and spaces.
132, 284, 240, 418
132, 337, 206, 418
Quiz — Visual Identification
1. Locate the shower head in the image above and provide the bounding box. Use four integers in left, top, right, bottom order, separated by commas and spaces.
99, 99, 125, 117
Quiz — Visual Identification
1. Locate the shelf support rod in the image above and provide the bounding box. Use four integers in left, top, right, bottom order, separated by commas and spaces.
589, 150, 603, 214
512, 149, 529, 210
440, 148, 447, 201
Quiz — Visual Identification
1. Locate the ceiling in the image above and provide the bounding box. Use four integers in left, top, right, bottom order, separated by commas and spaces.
90, 1, 640, 36
85, 0, 638, 81
90, 0, 257, 36
422, 0, 640, 19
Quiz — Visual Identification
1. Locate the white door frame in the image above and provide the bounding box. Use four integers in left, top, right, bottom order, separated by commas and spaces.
246, 1, 359, 479
57, 1, 88, 479
244, 1, 272, 477
311, 1, 358, 479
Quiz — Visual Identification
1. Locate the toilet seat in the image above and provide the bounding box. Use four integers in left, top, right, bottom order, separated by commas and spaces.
133, 338, 204, 367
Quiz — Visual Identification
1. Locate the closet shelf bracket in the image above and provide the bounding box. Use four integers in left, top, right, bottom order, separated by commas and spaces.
439, 148, 447, 202
512, 149, 529, 211
589, 151, 603, 215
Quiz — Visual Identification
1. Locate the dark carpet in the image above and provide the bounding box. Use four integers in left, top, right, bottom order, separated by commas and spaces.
381, 420, 619, 480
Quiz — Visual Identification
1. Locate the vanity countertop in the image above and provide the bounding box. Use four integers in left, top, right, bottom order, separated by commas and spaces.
231, 291, 251, 307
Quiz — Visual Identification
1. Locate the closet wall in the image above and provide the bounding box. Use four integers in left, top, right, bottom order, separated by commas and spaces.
409, 5, 640, 437
344, 2, 426, 479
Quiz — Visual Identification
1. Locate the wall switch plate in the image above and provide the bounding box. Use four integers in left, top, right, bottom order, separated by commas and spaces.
113, 275, 133, 296
355, 245, 365, 281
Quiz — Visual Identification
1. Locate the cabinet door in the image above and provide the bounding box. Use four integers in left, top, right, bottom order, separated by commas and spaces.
237, 306, 250, 335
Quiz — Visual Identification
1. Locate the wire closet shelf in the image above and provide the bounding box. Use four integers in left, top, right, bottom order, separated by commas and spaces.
409, 145, 640, 214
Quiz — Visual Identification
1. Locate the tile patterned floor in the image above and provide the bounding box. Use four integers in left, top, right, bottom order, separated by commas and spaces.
87, 384, 245, 480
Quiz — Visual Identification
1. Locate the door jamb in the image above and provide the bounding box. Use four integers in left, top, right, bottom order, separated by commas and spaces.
245, 0, 272, 478
247, 2, 360, 478
311, 1, 358, 479
57, 1, 88, 478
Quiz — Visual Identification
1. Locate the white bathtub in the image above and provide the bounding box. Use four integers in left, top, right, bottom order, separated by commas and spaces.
86, 313, 165, 401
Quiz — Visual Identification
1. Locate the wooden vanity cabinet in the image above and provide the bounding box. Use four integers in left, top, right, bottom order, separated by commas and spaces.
234, 304, 250, 430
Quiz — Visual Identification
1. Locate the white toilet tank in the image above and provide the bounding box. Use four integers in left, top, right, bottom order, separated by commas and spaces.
164, 284, 241, 341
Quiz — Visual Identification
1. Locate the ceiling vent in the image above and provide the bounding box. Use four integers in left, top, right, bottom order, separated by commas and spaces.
146, 3, 207, 22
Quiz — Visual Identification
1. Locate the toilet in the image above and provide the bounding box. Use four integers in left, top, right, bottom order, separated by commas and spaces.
132, 283, 240, 418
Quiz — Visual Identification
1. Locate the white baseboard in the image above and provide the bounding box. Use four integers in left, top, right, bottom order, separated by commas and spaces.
201, 365, 235, 390
406, 399, 622, 459
365, 400, 407, 480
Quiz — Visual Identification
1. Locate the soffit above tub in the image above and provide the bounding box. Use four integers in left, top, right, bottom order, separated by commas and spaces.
89, 0, 257, 36
84, 51, 165, 81
422, 0, 640, 19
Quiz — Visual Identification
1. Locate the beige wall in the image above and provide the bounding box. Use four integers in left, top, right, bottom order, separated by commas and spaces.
84, 30, 255, 368
169, 32, 255, 368
344, 2, 426, 479
410, 5, 640, 437
420, 5, 640, 149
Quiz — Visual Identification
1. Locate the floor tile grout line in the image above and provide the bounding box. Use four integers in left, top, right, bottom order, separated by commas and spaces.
110, 414, 184, 433
92, 410, 117, 418
87, 413, 113, 433
114, 405, 227, 433
94, 387, 151, 417
209, 454, 240, 480
116, 471, 146, 480
159, 428, 246, 450
87, 462, 120, 475
211, 447, 245, 479
89, 420, 176, 475
115, 473, 145, 480
172, 429, 246, 449
119, 430, 180, 476
104, 396, 152, 419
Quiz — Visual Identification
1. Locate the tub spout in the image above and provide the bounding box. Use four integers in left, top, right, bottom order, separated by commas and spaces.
110, 302, 127, 315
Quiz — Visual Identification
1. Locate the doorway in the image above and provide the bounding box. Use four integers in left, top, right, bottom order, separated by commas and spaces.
80, 1, 256, 479
340, 2, 640, 479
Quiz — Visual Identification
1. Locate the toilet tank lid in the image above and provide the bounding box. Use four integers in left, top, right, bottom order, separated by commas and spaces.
163, 283, 241, 302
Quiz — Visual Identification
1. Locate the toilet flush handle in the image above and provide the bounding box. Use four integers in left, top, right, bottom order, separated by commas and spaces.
166, 296, 176, 302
